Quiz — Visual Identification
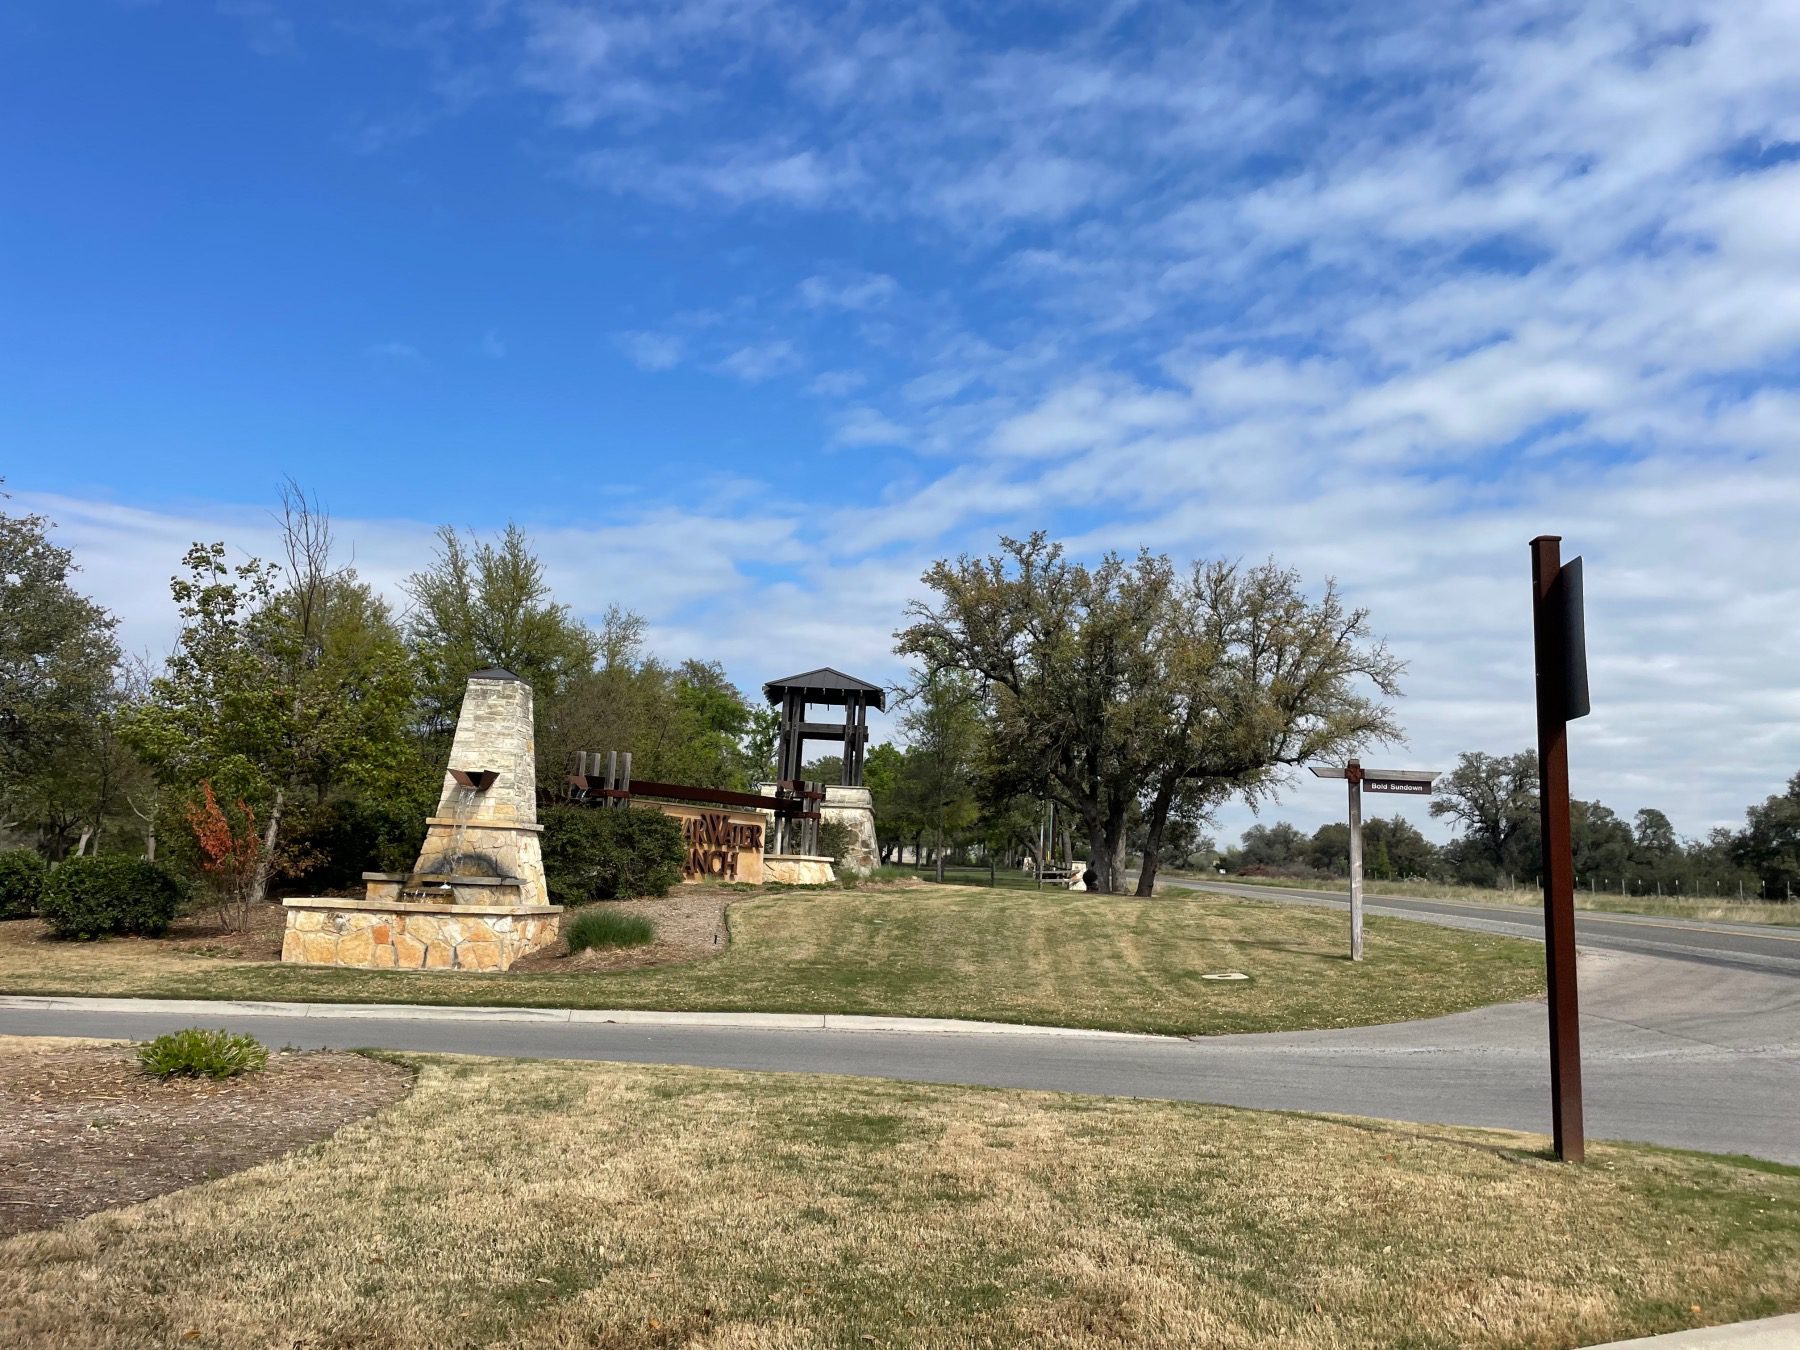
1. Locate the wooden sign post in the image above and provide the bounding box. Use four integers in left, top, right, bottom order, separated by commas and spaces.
1309, 762, 1439, 961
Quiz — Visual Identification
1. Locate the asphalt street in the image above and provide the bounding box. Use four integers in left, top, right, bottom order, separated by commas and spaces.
3, 888, 1797, 1163
1164, 876, 1800, 977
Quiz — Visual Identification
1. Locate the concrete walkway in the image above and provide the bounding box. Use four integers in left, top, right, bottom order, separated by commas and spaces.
1583, 1313, 1800, 1347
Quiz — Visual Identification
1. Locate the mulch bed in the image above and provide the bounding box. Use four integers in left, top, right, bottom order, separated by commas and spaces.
510, 891, 731, 973
0, 1038, 413, 1238
2, 901, 290, 962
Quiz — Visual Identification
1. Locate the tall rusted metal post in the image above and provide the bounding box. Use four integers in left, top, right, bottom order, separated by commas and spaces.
1346, 759, 1364, 962
1531, 535, 1585, 1162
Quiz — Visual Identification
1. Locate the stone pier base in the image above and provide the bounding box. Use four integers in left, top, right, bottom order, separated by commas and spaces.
821, 785, 879, 876
281, 898, 562, 972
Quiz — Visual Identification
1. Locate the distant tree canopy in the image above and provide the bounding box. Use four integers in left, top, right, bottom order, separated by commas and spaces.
897, 532, 1402, 894
1218, 747, 1788, 899
403, 522, 600, 744
1735, 773, 1800, 897
126, 488, 417, 908
0, 495, 125, 858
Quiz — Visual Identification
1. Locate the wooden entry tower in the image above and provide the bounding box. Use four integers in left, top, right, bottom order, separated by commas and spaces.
764, 667, 886, 787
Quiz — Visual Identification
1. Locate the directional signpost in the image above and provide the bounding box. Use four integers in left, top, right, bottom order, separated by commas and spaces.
1308, 759, 1439, 961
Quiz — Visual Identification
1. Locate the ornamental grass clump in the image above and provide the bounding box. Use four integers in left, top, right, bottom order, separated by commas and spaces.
565, 908, 656, 954
136, 1028, 270, 1080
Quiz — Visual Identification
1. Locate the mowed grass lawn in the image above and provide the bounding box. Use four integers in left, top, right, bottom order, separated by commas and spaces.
0, 886, 1544, 1036
3, 1054, 1797, 1349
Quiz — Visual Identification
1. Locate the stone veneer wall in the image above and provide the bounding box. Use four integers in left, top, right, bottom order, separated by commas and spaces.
820, 785, 879, 876
282, 898, 561, 972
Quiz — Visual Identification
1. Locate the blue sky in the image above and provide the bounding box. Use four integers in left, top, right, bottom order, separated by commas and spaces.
4, 1, 1799, 847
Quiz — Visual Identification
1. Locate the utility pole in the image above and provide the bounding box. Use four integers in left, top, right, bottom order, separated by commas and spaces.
1530, 534, 1590, 1163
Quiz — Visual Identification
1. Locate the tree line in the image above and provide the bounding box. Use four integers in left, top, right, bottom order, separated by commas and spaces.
1221, 748, 1799, 900
0, 483, 775, 920
8, 489, 1794, 910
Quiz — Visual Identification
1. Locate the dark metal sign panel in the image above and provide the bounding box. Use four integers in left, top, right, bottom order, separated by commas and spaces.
1362, 777, 1432, 795
1556, 556, 1591, 721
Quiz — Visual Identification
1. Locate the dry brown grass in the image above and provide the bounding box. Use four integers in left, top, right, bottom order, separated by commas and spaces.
0, 1054, 1795, 1348
0, 885, 1544, 1036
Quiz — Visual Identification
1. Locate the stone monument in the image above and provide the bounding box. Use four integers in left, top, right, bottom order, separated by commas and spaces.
281, 669, 561, 971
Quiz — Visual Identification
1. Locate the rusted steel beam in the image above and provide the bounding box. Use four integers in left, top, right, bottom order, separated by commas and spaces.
1531, 534, 1585, 1164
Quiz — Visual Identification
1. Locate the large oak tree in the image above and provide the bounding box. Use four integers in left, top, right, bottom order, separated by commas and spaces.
897, 533, 1402, 894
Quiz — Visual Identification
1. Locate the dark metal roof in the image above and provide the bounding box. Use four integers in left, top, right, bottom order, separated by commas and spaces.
763, 667, 887, 711
470, 667, 524, 683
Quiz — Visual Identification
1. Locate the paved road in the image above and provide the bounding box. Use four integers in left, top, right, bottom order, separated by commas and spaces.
1160, 877, 1800, 975
3, 888, 1796, 1163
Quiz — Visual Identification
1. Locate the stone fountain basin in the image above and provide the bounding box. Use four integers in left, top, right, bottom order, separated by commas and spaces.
282, 895, 562, 972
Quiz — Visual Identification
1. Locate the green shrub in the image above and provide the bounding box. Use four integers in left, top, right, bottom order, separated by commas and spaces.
565, 907, 656, 953
541, 805, 685, 903
285, 788, 434, 892
818, 819, 856, 866
40, 855, 188, 940
136, 1027, 269, 1079
0, 849, 48, 919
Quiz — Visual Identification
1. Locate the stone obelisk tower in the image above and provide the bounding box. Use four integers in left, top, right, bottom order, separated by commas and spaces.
407, 668, 548, 907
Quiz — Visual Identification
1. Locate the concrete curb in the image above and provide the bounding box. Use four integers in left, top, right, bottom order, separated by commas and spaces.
1581, 1313, 1800, 1348
0, 995, 1174, 1042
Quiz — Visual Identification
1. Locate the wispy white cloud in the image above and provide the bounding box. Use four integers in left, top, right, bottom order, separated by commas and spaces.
574, 146, 858, 208
714, 339, 801, 383
216, 0, 296, 58
798, 270, 898, 311
832, 407, 908, 448
807, 370, 866, 398
613, 330, 684, 372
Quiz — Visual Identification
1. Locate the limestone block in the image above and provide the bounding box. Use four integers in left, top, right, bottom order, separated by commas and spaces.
298, 933, 339, 965
424, 941, 454, 970
764, 855, 836, 885
369, 942, 397, 970
394, 933, 426, 967
371, 924, 391, 945
337, 929, 375, 967
281, 930, 303, 962
406, 915, 440, 943
457, 940, 502, 971
342, 912, 376, 931
291, 911, 326, 933
449, 918, 496, 944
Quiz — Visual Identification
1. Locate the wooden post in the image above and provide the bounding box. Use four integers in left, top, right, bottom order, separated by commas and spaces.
1531, 534, 1585, 1163
1347, 758, 1364, 962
